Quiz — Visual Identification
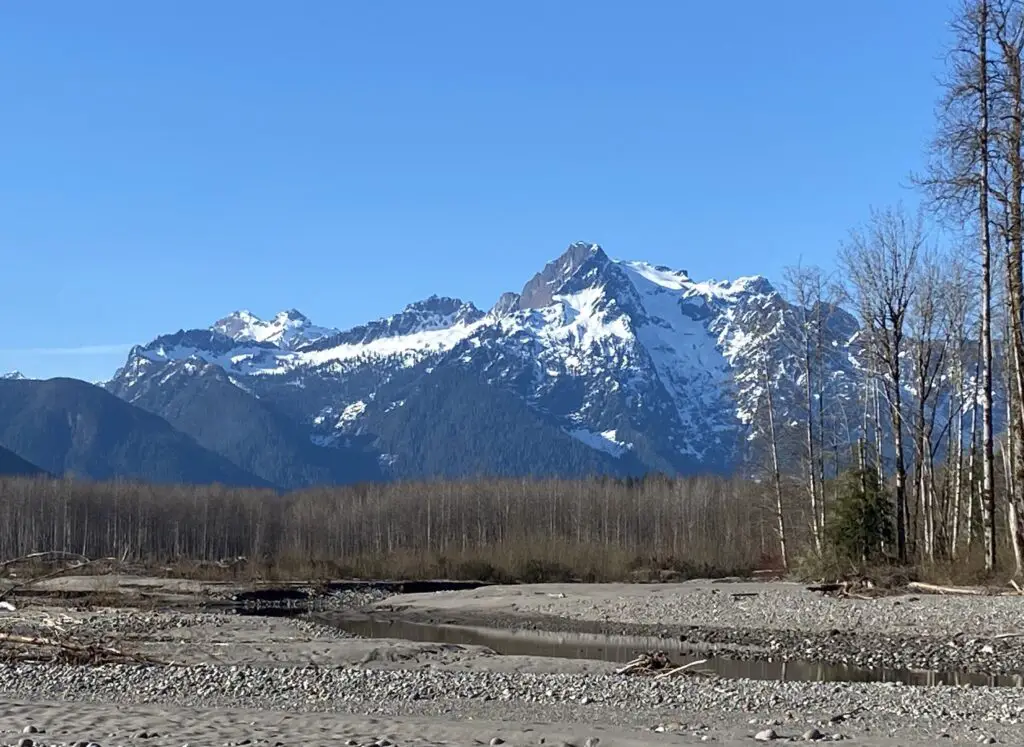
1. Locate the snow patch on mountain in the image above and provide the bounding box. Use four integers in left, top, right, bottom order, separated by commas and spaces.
568, 428, 632, 457
294, 319, 486, 369
0, 371, 25, 380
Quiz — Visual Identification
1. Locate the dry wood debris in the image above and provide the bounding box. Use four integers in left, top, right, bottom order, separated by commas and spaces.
614, 651, 713, 678
0, 550, 171, 666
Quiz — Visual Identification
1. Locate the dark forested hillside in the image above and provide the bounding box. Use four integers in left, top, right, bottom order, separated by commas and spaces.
107, 362, 382, 488
369, 366, 647, 479
0, 445, 46, 477
0, 378, 269, 487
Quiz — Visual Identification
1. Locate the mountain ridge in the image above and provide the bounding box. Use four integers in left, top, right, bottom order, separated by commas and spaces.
103, 242, 863, 481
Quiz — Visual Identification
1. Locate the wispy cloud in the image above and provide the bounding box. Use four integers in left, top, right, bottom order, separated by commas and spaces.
0, 344, 134, 357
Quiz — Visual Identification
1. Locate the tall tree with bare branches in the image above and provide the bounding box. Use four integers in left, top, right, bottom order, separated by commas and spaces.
908, 249, 949, 560
916, 0, 998, 570
840, 205, 923, 564
940, 253, 978, 557
990, 0, 1024, 573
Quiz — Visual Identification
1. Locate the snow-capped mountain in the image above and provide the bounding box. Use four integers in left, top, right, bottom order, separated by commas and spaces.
105, 242, 861, 484
211, 309, 339, 349
0, 371, 25, 381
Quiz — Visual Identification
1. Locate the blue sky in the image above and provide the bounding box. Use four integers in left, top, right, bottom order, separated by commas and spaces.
1, 0, 954, 382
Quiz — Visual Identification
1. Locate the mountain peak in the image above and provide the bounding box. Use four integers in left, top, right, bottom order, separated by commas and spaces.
210, 309, 337, 349
520, 241, 610, 309
276, 308, 309, 323
488, 291, 521, 319
0, 371, 25, 381
402, 295, 474, 315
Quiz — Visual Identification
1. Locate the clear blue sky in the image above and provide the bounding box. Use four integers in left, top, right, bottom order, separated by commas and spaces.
0, 0, 954, 382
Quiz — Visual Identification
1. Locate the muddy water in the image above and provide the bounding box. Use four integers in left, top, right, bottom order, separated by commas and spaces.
329, 614, 1024, 688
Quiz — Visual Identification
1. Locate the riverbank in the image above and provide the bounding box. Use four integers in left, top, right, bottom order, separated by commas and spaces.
365, 579, 1024, 675
2, 577, 1024, 745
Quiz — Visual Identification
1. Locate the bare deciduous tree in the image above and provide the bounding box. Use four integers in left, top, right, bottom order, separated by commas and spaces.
840, 204, 923, 564
917, 0, 999, 569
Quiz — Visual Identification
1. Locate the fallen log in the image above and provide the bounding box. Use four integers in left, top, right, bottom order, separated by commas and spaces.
0, 632, 170, 666
906, 582, 985, 596
0, 553, 120, 601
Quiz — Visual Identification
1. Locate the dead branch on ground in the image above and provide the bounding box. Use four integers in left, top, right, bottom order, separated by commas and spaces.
906, 581, 986, 596
615, 651, 714, 678
0, 632, 171, 666
0, 551, 121, 601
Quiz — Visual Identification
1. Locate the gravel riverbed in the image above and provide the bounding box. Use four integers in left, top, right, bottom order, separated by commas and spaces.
5, 578, 1024, 746
1, 657, 1023, 745
370, 580, 1024, 676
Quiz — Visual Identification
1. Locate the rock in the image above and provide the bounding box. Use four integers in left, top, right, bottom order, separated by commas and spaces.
18, 738, 34, 747
584, 739, 600, 747
802, 728, 824, 741
490, 740, 505, 746
23, 727, 39, 735
754, 730, 778, 742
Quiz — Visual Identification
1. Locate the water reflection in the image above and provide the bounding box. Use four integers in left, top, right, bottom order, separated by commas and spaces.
327, 614, 1024, 688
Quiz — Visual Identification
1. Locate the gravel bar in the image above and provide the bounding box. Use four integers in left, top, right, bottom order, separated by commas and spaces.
372, 580, 1024, 675
1, 661, 1024, 743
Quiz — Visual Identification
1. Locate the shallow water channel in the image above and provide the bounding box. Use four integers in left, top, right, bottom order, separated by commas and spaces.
327, 614, 1024, 688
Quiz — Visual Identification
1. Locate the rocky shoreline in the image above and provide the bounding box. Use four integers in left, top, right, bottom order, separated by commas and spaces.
3, 578, 1024, 745
366, 579, 1024, 678
362, 605, 1024, 678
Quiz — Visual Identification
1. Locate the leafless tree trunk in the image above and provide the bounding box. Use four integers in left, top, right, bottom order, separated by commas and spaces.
992, 0, 1024, 573
942, 254, 976, 558
762, 363, 789, 570
840, 205, 923, 564
782, 264, 840, 554
909, 251, 949, 561
917, 0, 998, 569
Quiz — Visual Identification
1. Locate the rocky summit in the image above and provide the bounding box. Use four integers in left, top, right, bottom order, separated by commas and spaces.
103, 242, 862, 487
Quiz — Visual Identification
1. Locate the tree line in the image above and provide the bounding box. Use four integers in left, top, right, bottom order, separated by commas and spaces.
0, 474, 770, 581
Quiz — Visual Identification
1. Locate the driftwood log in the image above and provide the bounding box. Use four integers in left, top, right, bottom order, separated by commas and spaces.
0, 549, 165, 667
0, 632, 171, 666
615, 651, 712, 678
906, 582, 985, 596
